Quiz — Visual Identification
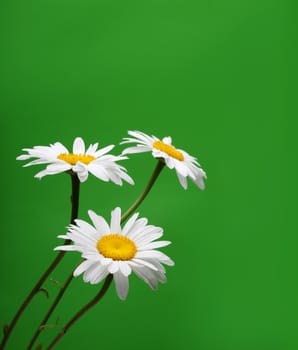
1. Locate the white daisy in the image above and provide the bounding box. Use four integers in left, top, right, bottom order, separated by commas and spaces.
17, 137, 134, 185
121, 130, 207, 190
55, 207, 174, 300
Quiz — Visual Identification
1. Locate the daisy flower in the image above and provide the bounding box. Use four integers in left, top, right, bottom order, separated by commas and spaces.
55, 207, 174, 300
121, 130, 207, 190
17, 137, 134, 185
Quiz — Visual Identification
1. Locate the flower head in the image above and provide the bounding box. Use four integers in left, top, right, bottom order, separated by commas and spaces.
121, 130, 207, 190
55, 207, 174, 300
17, 137, 134, 185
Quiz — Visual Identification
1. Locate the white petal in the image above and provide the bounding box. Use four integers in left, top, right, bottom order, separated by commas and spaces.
108, 261, 119, 273
81, 251, 102, 262
94, 144, 115, 157
174, 161, 190, 177
72, 162, 89, 182
104, 168, 122, 185
130, 225, 162, 245
86, 143, 99, 155
126, 218, 148, 240
72, 162, 87, 173
92, 267, 109, 284
138, 240, 171, 251
76, 168, 89, 182
131, 265, 164, 290
99, 256, 113, 265
54, 245, 79, 251
56, 234, 68, 239
63, 228, 97, 247
176, 172, 188, 189
145, 258, 166, 273
17, 154, 31, 160
135, 250, 174, 265
88, 164, 110, 182
46, 163, 71, 172
34, 163, 71, 178
114, 271, 129, 300
88, 210, 110, 235
83, 263, 101, 283
119, 261, 132, 276
192, 169, 207, 190
34, 170, 50, 179
122, 213, 139, 235
52, 142, 69, 154
193, 176, 205, 190
131, 258, 158, 271
162, 136, 172, 145
73, 260, 94, 277
164, 157, 175, 169
134, 229, 164, 246
73, 219, 98, 237
121, 146, 151, 155
88, 264, 108, 284
130, 130, 156, 143
117, 170, 135, 185
73, 137, 85, 154
110, 207, 121, 233
21, 158, 53, 166
132, 266, 156, 289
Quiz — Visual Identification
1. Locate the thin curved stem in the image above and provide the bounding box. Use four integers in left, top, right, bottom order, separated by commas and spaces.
121, 160, 165, 222
0, 174, 80, 350
69, 174, 81, 225
26, 273, 74, 350
46, 275, 113, 350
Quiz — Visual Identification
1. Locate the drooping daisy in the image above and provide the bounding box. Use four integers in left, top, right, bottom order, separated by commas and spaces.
121, 130, 207, 190
17, 137, 134, 185
55, 207, 174, 300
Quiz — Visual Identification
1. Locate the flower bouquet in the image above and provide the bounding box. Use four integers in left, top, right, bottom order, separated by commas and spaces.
1, 130, 207, 349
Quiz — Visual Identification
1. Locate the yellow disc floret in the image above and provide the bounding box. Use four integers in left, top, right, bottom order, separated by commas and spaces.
97, 234, 137, 261
57, 153, 96, 165
153, 141, 184, 161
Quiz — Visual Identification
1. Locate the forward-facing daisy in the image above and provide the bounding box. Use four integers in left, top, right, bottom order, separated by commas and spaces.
121, 130, 207, 190
17, 137, 134, 185
55, 207, 174, 300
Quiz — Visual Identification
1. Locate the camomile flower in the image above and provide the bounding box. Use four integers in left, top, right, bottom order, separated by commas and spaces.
121, 130, 207, 190
55, 207, 174, 300
17, 137, 134, 185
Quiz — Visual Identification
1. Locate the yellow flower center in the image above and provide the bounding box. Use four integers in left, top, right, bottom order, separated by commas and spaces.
57, 153, 95, 165
97, 234, 137, 261
153, 141, 184, 161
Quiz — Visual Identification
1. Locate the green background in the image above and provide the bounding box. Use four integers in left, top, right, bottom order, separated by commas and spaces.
0, 0, 296, 349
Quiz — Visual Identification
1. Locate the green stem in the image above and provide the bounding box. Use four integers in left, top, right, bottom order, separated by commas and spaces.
26, 273, 74, 350
69, 173, 81, 225
46, 275, 113, 350
121, 160, 165, 223
0, 174, 80, 350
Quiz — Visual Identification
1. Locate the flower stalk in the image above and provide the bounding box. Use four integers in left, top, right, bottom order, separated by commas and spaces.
26, 272, 74, 350
0, 174, 80, 350
46, 274, 113, 350
121, 160, 165, 222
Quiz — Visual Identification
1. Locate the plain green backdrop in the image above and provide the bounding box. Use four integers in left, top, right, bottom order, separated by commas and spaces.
0, 0, 296, 349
